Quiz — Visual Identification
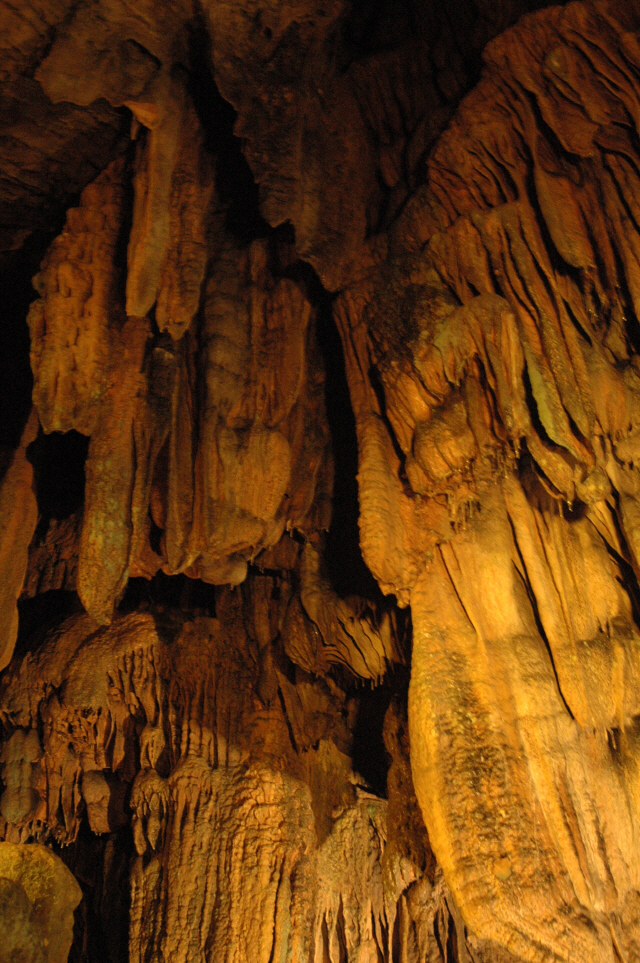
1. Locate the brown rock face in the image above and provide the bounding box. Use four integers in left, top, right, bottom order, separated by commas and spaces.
7, 1, 640, 962
343, 6, 640, 960
0, 411, 38, 671
0, 842, 82, 963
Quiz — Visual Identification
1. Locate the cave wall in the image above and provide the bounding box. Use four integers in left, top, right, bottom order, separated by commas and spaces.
4, 2, 640, 962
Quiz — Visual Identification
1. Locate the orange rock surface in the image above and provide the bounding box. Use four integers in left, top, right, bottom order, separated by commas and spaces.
5, 1, 640, 962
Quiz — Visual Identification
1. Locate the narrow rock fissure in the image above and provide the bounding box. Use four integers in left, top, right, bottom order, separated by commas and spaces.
185, 13, 270, 245
28, 429, 89, 529
298, 261, 385, 604
0, 230, 59, 459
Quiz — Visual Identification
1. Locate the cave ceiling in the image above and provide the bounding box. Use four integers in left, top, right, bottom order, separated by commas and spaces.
4, 2, 640, 963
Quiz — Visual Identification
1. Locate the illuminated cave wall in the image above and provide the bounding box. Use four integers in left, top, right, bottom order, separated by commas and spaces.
3, 2, 640, 962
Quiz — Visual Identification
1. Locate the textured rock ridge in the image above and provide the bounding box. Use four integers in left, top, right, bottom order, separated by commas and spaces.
0, 411, 39, 671
26, 157, 332, 625
0, 592, 461, 963
331, 2, 640, 961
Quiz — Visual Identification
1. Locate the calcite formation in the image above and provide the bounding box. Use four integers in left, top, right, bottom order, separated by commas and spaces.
338, 6, 640, 961
0, 590, 429, 963
6, 1, 640, 962
0, 841, 82, 963
26, 156, 333, 623
0, 411, 38, 671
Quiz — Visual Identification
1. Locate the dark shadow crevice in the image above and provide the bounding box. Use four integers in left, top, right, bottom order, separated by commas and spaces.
186, 11, 270, 244
28, 429, 89, 535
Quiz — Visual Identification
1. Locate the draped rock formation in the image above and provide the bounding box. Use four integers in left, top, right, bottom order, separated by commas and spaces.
338, 6, 640, 961
5, 1, 640, 962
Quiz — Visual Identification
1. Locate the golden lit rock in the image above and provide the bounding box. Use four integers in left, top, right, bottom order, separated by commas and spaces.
5, 1, 640, 962
0, 842, 82, 963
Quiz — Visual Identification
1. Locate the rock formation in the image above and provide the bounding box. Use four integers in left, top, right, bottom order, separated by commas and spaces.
0, 841, 82, 963
5, 1, 640, 962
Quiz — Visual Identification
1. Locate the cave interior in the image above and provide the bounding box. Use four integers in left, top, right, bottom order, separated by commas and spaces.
3, 2, 640, 962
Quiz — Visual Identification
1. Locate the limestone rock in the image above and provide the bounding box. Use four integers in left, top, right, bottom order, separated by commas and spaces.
0, 598, 420, 962
0, 410, 38, 671
0, 75, 125, 256
26, 146, 332, 624
0, 842, 82, 963
0, 874, 44, 963
332, 2, 640, 960
9, 1, 640, 962
27, 158, 127, 435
